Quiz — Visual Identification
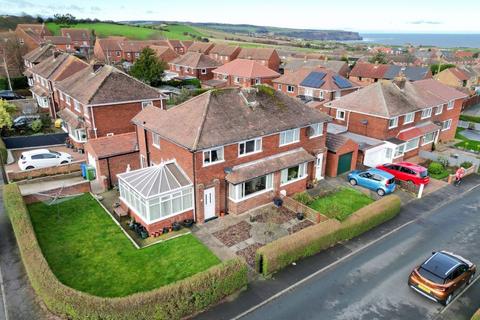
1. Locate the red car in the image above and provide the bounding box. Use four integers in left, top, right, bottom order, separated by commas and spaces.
376, 162, 429, 186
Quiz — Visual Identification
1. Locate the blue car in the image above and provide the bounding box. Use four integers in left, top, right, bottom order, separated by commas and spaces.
347, 168, 396, 196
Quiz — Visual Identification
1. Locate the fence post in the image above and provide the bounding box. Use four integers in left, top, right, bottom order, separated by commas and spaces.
417, 184, 424, 199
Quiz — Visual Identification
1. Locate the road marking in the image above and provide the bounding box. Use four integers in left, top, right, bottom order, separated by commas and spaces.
232, 182, 480, 320
438, 275, 480, 316
0, 263, 9, 320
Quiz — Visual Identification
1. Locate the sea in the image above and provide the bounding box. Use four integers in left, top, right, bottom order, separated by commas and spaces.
349, 33, 480, 48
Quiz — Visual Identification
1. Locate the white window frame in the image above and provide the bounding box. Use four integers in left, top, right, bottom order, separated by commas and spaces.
319, 90, 325, 99
309, 123, 323, 138
334, 90, 340, 100
83, 105, 89, 118
65, 95, 71, 106
238, 138, 262, 157
336, 109, 346, 120
201, 68, 207, 75
234, 76, 240, 84
140, 154, 147, 168
277, 84, 282, 91
228, 174, 273, 202
421, 107, 432, 119
279, 128, 300, 146
203, 146, 224, 166
280, 163, 308, 186
69, 127, 87, 143
404, 137, 420, 152
447, 100, 454, 110
141, 100, 153, 109
442, 119, 452, 131
394, 144, 405, 158
152, 133, 160, 149
404, 112, 414, 124
74, 99, 81, 112
422, 132, 435, 145
287, 85, 295, 93
435, 104, 443, 115
255, 78, 261, 85
388, 117, 399, 129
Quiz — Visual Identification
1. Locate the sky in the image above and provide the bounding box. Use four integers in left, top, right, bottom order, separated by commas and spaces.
1, 0, 479, 34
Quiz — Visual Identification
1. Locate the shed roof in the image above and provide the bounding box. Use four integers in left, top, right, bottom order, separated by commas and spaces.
86, 132, 138, 159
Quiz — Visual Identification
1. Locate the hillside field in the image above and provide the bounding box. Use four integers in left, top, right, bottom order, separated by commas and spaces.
46, 22, 205, 40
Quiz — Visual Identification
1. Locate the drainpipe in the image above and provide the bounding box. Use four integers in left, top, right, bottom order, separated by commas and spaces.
143, 127, 150, 166
192, 151, 197, 222
106, 157, 112, 189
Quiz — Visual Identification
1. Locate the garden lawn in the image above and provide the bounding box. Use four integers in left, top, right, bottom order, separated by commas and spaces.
28, 193, 220, 297
46, 22, 205, 40
308, 187, 373, 221
455, 128, 480, 152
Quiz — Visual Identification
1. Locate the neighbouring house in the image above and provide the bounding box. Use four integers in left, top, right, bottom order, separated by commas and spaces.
187, 42, 215, 54
321, 78, 468, 167
124, 87, 330, 234
149, 45, 179, 63
237, 48, 281, 71
85, 132, 140, 190
0, 31, 25, 77
93, 37, 127, 63
15, 23, 52, 52
55, 64, 166, 149
169, 52, 222, 81
156, 39, 193, 55
273, 67, 360, 103
210, 59, 280, 88
23, 44, 55, 75
60, 28, 91, 54
208, 44, 241, 64
434, 67, 475, 92
43, 36, 72, 52
28, 51, 89, 117
349, 62, 431, 86
280, 58, 350, 77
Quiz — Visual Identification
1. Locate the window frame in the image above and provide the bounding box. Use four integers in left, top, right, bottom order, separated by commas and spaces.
422, 132, 435, 145
336, 109, 346, 120
203, 146, 225, 167
238, 138, 262, 157
442, 119, 452, 131
152, 132, 160, 149
435, 104, 443, 115
287, 85, 295, 93
228, 174, 273, 202
309, 123, 323, 138
421, 107, 433, 119
404, 112, 414, 124
388, 117, 399, 129
394, 144, 405, 158
447, 100, 454, 110
279, 128, 300, 146
280, 163, 308, 186
404, 137, 420, 152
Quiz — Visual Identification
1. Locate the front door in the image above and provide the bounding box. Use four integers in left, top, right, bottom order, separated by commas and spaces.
204, 187, 216, 221
315, 153, 324, 180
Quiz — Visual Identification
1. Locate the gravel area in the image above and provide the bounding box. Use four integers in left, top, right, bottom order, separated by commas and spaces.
253, 207, 296, 224
213, 221, 252, 247
236, 243, 263, 268
288, 219, 314, 234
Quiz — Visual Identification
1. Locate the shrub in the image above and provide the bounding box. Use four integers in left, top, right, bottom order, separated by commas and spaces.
293, 191, 314, 205
472, 309, 480, 320
460, 161, 473, 169
428, 162, 444, 175
30, 119, 43, 132
256, 195, 401, 275
4, 183, 248, 320
437, 156, 449, 168
0, 137, 6, 164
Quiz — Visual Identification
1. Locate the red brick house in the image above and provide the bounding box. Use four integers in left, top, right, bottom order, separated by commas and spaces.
281, 58, 349, 77
23, 44, 55, 70
15, 23, 51, 52
155, 40, 192, 55
93, 37, 127, 63
187, 42, 215, 54
124, 87, 330, 234
322, 79, 468, 167
349, 62, 431, 86
149, 45, 179, 63
85, 132, 140, 190
237, 48, 281, 71
43, 36, 72, 52
208, 44, 241, 64
273, 67, 360, 103
28, 52, 89, 117
60, 28, 91, 53
55, 65, 166, 149
211, 59, 280, 88
169, 52, 221, 81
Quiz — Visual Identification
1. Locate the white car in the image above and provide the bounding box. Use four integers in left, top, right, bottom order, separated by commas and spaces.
18, 149, 73, 171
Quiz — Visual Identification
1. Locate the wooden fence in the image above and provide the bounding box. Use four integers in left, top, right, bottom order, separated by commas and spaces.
282, 196, 329, 223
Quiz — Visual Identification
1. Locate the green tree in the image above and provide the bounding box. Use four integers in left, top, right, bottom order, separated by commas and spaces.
0, 99, 16, 131
430, 63, 456, 75
368, 52, 388, 64
129, 47, 167, 86
30, 119, 43, 133
53, 13, 76, 26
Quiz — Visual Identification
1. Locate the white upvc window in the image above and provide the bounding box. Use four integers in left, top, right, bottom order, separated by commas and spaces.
388, 117, 399, 129
140, 154, 147, 168
83, 105, 89, 118
277, 84, 282, 91
334, 90, 340, 100
234, 76, 240, 83
65, 95, 71, 106
228, 174, 273, 202
404, 112, 414, 124
74, 99, 81, 112
279, 128, 300, 146
309, 123, 323, 138
421, 107, 433, 119
280, 162, 308, 186
422, 132, 435, 145
336, 109, 346, 120
152, 133, 160, 149
385, 148, 393, 159
394, 144, 405, 158
69, 127, 87, 143
287, 85, 295, 93
404, 137, 420, 152
447, 100, 454, 110
203, 146, 224, 166
142, 100, 153, 109
238, 138, 262, 157
255, 78, 261, 85
442, 119, 452, 131
435, 104, 443, 115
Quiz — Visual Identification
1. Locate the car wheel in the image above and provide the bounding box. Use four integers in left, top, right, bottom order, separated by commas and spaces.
349, 179, 357, 186
377, 189, 385, 196
25, 166, 34, 170
60, 160, 68, 164
443, 293, 453, 306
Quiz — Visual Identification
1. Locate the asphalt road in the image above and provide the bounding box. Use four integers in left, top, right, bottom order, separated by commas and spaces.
240, 186, 480, 320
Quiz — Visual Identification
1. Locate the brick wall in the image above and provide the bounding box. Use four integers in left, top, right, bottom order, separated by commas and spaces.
7, 161, 83, 182
23, 181, 90, 204
325, 139, 358, 177
273, 83, 298, 97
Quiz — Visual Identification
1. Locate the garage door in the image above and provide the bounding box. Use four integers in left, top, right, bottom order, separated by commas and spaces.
337, 152, 353, 175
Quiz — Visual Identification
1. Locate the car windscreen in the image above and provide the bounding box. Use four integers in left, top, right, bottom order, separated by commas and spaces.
419, 170, 428, 178
418, 267, 445, 284
49, 151, 61, 156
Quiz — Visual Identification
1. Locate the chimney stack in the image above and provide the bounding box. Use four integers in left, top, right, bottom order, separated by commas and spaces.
53, 51, 61, 59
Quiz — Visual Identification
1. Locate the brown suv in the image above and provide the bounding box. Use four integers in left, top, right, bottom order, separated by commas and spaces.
408, 251, 476, 305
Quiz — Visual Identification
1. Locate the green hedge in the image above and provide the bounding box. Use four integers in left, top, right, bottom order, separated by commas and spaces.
460, 114, 480, 124
472, 309, 480, 320
4, 183, 248, 320
0, 137, 6, 164
256, 195, 401, 276
0, 76, 29, 90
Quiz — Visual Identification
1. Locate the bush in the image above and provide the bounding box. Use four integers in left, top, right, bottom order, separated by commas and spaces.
472, 309, 480, 320
293, 191, 314, 205
460, 161, 473, 169
460, 114, 480, 124
30, 119, 43, 132
428, 161, 444, 175
256, 195, 401, 276
0, 137, 6, 164
4, 183, 248, 320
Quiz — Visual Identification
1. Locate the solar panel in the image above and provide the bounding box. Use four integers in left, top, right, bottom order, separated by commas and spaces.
333, 75, 353, 89
300, 71, 326, 88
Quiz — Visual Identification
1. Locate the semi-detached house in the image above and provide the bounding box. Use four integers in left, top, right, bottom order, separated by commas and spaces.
55, 64, 166, 149
120, 87, 330, 235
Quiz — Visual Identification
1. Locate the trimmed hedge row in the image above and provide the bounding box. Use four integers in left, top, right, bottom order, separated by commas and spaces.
4, 183, 248, 320
472, 309, 480, 320
256, 195, 401, 275
0, 137, 6, 164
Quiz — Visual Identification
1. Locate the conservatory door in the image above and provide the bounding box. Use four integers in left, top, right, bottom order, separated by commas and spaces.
204, 187, 216, 220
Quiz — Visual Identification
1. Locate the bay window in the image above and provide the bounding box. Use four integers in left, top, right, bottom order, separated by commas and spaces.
203, 146, 224, 166
238, 138, 262, 156
70, 127, 87, 143
279, 128, 300, 146
281, 163, 308, 185
229, 174, 273, 201
422, 132, 435, 145
394, 144, 405, 157
404, 137, 420, 152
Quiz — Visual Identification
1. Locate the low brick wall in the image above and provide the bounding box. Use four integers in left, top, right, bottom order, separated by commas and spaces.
447, 165, 478, 184
282, 196, 329, 223
23, 181, 90, 204
7, 161, 84, 182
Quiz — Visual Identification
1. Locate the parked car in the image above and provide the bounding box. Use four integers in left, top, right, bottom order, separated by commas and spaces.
408, 251, 476, 305
377, 162, 429, 186
12, 115, 41, 129
347, 168, 396, 196
0, 90, 25, 100
18, 149, 72, 171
